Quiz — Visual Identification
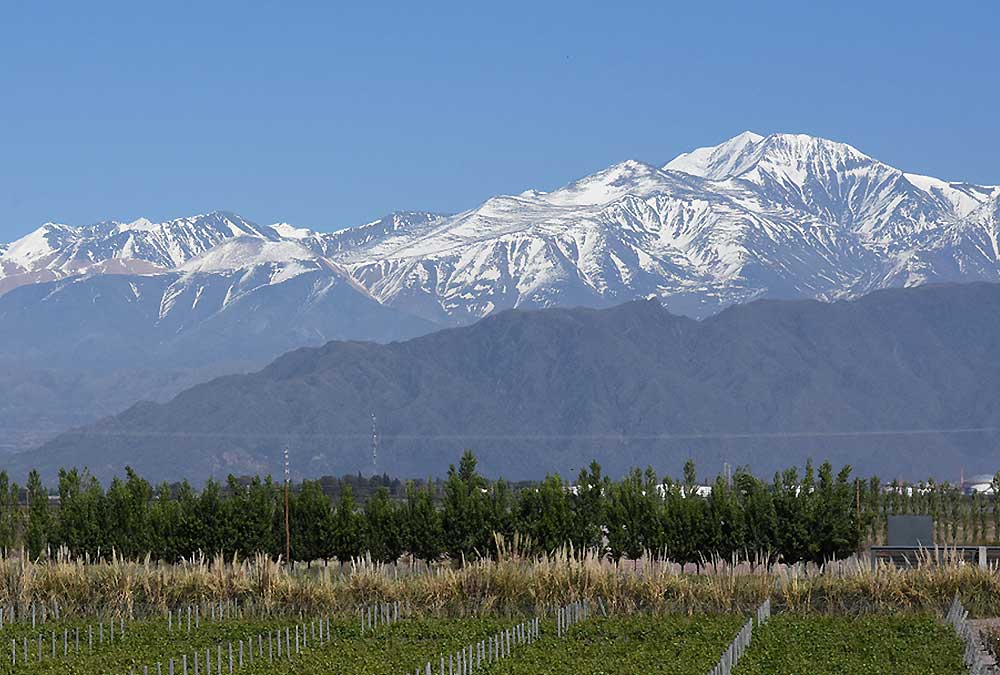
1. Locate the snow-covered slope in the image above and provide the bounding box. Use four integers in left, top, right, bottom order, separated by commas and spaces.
301, 133, 995, 320
2, 132, 998, 327
0, 212, 276, 294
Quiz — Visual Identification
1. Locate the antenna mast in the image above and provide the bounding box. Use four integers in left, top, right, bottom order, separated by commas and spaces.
371, 412, 378, 470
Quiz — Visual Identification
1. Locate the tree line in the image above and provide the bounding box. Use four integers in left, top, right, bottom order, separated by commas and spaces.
1, 451, 991, 565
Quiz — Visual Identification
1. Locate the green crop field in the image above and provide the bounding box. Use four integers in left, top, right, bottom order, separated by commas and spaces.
478, 615, 745, 675
733, 614, 966, 675
0, 609, 974, 675
0, 615, 530, 675
238, 617, 520, 675
0, 616, 311, 675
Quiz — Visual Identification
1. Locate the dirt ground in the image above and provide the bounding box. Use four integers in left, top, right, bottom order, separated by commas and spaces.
970, 618, 1000, 669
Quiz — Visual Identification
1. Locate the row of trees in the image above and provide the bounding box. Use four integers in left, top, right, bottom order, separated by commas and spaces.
2, 451, 976, 565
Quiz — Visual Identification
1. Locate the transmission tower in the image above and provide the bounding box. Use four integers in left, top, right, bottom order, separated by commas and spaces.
371, 412, 378, 470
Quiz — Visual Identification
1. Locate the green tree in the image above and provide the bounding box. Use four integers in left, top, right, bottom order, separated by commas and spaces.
516, 474, 573, 555
404, 482, 443, 562
773, 467, 811, 563
330, 485, 363, 562
364, 487, 404, 563
223, 476, 278, 558
290, 480, 334, 563
442, 450, 489, 560
570, 461, 607, 553
105, 468, 153, 558
25, 470, 50, 559
0, 471, 21, 552
704, 474, 743, 560
606, 468, 661, 561
811, 462, 860, 562
149, 482, 180, 561
734, 469, 777, 562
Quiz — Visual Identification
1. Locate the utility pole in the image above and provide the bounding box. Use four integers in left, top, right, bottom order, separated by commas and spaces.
283, 447, 291, 564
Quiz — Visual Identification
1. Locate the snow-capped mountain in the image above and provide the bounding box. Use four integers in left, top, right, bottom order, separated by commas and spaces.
0, 212, 275, 290
2, 130, 999, 456
306, 132, 998, 320
2, 131, 999, 327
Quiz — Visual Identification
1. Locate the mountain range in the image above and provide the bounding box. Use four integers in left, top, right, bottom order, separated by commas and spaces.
2, 131, 999, 458
17, 282, 1000, 483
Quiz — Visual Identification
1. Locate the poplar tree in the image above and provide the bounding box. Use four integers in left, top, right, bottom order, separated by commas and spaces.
25, 470, 50, 559
442, 451, 488, 560
404, 481, 443, 562
291, 480, 334, 563
330, 485, 363, 562
516, 474, 572, 555
364, 487, 404, 563
606, 468, 660, 561
570, 461, 607, 553
735, 470, 777, 561
0, 471, 20, 551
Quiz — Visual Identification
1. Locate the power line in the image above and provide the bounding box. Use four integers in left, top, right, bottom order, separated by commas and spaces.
12, 426, 1000, 441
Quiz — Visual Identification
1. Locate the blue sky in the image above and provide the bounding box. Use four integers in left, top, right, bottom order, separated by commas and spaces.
1, 0, 997, 240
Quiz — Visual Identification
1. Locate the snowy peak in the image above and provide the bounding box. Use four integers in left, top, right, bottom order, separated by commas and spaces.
543, 159, 684, 206
270, 222, 314, 240
4, 222, 77, 269
666, 131, 877, 184
0, 211, 277, 287
665, 130, 764, 179
739, 133, 882, 185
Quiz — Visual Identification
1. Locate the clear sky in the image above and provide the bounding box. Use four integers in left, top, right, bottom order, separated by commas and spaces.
1, 0, 997, 240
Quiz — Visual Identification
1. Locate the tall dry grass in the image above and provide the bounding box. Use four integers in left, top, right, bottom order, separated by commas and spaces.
2, 544, 999, 619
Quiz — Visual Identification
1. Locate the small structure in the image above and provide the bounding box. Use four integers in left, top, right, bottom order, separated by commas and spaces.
887, 515, 934, 547
963, 474, 997, 496
873, 514, 1000, 568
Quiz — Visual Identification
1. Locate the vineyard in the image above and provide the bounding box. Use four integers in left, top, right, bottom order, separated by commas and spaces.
0, 451, 994, 674
0, 552, 988, 674
0, 600, 971, 675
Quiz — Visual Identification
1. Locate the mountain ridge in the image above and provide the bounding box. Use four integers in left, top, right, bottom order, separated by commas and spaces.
2, 130, 999, 458
4, 132, 998, 323
17, 281, 1000, 483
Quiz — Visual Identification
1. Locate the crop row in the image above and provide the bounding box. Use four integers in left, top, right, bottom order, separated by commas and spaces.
0, 611, 971, 675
